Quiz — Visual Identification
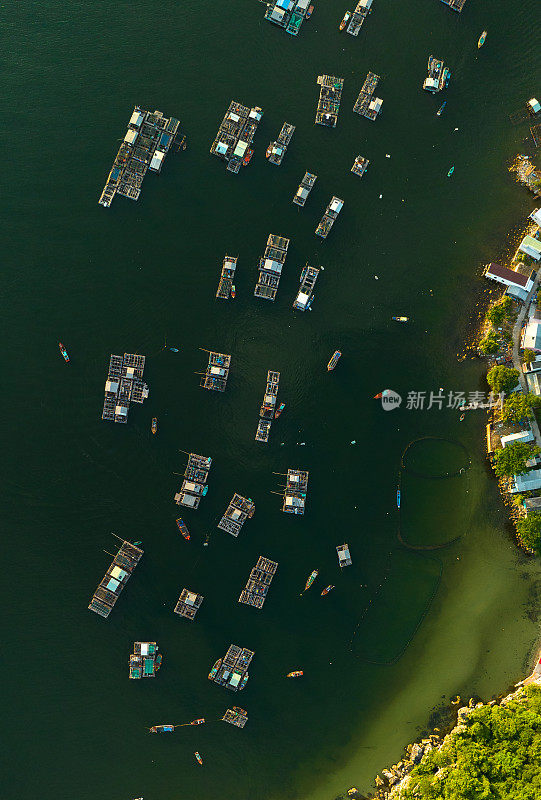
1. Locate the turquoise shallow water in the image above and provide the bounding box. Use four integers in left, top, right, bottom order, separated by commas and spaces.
2, 1, 541, 798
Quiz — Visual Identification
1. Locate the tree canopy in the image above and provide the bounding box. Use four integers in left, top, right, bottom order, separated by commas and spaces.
516, 513, 541, 553
501, 393, 541, 424
493, 441, 539, 478
487, 365, 519, 396
486, 297, 514, 326
523, 349, 537, 366
479, 331, 502, 356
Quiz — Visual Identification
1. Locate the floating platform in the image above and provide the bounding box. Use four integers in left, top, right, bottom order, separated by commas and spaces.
315, 196, 344, 238
510, 155, 541, 199
174, 453, 212, 510
210, 101, 263, 174
217, 494, 256, 537
222, 707, 248, 727
239, 556, 278, 609
293, 171, 317, 206
254, 234, 290, 300
267, 122, 296, 165
347, 0, 373, 35
99, 107, 180, 207
216, 256, 237, 299
130, 642, 159, 679
102, 353, 149, 423
174, 588, 204, 620
88, 540, 143, 618
212, 645, 254, 692
293, 265, 319, 311
264, 0, 310, 35
351, 155, 369, 177
337, 543, 352, 567
255, 370, 280, 442
283, 468, 309, 514
200, 350, 231, 392
423, 56, 450, 93
353, 72, 382, 120
438, 0, 466, 11
315, 75, 344, 127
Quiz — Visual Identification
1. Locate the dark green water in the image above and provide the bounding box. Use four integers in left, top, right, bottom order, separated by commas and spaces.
4, 1, 541, 798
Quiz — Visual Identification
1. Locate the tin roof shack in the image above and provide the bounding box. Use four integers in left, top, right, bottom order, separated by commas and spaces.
130, 642, 159, 679
522, 310, 541, 352
222, 707, 248, 727
102, 353, 149, 423
210, 102, 263, 174
347, 0, 373, 36
293, 171, 317, 206
174, 453, 212, 510
523, 496, 541, 514
524, 356, 541, 394
510, 469, 541, 494
239, 556, 278, 608
88, 540, 143, 618
283, 468, 309, 514
174, 588, 204, 620
315, 75, 344, 127
200, 351, 231, 392
519, 235, 541, 261
264, 0, 310, 35
529, 98, 541, 116
422, 56, 450, 93
337, 543, 352, 567
530, 208, 541, 226
217, 494, 256, 537
212, 645, 254, 692
254, 234, 290, 300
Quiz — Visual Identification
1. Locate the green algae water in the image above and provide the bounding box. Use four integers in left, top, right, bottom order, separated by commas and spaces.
3, 1, 541, 798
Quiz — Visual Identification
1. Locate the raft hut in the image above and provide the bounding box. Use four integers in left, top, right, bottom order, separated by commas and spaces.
283, 468, 309, 514
293, 171, 317, 206
88, 540, 143, 618
216, 256, 237, 299
174, 453, 212, 510
210, 101, 263, 174
315, 196, 344, 238
212, 645, 254, 692
255, 370, 280, 442
102, 353, 149, 423
315, 75, 344, 127
217, 494, 256, 537
347, 0, 373, 36
351, 155, 369, 178
174, 588, 204, 620
264, 0, 310, 35
353, 72, 382, 120
254, 234, 290, 300
267, 122, 296, 165
293, 265, 319, 311
438, 0, 466, 10
222, 707, 248, 728
200, 350, 231, 392
239, 556, 278, 609
130, 642, 159, 679
99, 107, 181, 207
337, 543, 352, 567
423, 56, 449, 93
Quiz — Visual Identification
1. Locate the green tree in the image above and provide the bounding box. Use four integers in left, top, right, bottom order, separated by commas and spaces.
487, 365, 519, 395
487, 297, 514, 326
501, 392, 541, 423
516, 513, 541, 553
523, 349, 537, 366
493, 441, 540, 478
479, 330, 501, 355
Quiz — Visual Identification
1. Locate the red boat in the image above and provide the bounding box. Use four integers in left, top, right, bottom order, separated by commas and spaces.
190, 718, 205, 725
275, 402, 285, 418
176, 518, 190, 541
58, 342, 70, 362
243, 148, 254, 165
306, 4, 314, 17
321, 585, 335, 596
231, 285, 236, 299
194, 751, 203, 766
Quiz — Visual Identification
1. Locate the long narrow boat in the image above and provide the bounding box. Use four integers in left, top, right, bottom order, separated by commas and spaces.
327, 350, 342, 371
149, 724, 175, 733
392, 316, 408, 322
275, 402, 286, 418
287, 670, 304, 678
306, 4, 314, 18
303, 569, 318, 592
447, 166, 455, 177
194, 752, 203, 766
397, 488, 401, 509
58, 342, 70, 362
231, 285, 236, 299
176, 518, 190, 541
208, 658, 222, 680
321, 585, 335, 596
436, 101, 446, 116
151, 417, 158, 434
190, 718, 205, 725
477, 30, 487, 48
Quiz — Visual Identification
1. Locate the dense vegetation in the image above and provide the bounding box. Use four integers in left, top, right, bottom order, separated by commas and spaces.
486, 365, 519, 396
501, 392, 541, 423
516, 512, 541, 553
493, 441, 540, 478
401, 685, 541, 800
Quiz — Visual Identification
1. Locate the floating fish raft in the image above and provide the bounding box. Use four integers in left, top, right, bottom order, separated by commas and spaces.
254, 234, 290, 300
423, 55, 450, 93
222, 707, 249, 728
293, 264, 319, 311
315, 196, 344, 238
353, 71, 383, 120
88, 540, 143, 618
293, 171, 317, 206
102, 353, 149, 424
200, 350, 231, 392
130, 642, 159, 679
217, 493, 256, 537
255, 369, 281, 442
216, 256, 237, 299
174, 453, 212, 509
267, 122, 296, 165
212, 645, 254, 692
337, 543, 352, 567
351, 155, 369, 177
210, 101, 263, 174
174, 588, 204, 620
264, 0, 311, 35
315, 75, 344, 127
239, 556, 278, 609
438, 0, 466, 11
346, 0, 373, 36
99, 107, 181, 207
283, 469, 309, 514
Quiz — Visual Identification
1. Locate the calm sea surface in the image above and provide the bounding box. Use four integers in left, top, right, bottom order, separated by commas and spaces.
3, 1, 541, 798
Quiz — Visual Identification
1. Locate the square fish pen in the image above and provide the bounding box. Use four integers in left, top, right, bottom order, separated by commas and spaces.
254, 234, 290, 300
222, 707, 248, 728
217, 494, 256, 537
239, 556, 278, 608
337, 543, 352, 567
292, 171, 317, 206
88, 540, 144, 618
174, 453, 212, 509
255, 370, 281, 441
174, 588, 204, 620
283, 469, 309, 514
200, 351, 231, 392
315, 75, 344, 127
212, 645, 254, 692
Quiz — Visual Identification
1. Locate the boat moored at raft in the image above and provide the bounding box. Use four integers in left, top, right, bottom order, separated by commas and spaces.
340, 11, 351, 29
306, 4, 314, 17
208, 658, 222, 680
58, 342, 70, 362
287, 670, 304, 677
275, 402, 286, 418
327, 350, 342, 370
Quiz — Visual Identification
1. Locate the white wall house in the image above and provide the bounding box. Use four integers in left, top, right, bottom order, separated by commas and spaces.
484, 262, 534, 293
501, 430, 534, 447
519, 236, 541, 261
511, 468, 541, 493
530, 208, 541, 227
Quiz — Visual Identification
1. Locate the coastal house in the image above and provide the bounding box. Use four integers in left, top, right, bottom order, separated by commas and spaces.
529, 98, 541, 116
501, 430, 534, 447
530, 208, 541, 226
522, 311, 541, 352
523, 355, 541, 394
483, 262, 535, 300
523, 496, 541, 514
519, 235, 541, 261
510, 468, 541, 494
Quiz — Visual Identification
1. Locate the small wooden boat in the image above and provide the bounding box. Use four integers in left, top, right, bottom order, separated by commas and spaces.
392, 316, 409, 323
339, 10, 351, 30
150, 724, 175, 733
239, 672, 249, 690
275, 402, 286, 418
327, 350, 342, 371
208, 658, 222, 680
169, 347, 180, 352
194, 752, 203, 766
303, 569, 318, 592
243, 148, 254, 165
447, 166, 455, 177
306, 4, 314, 17
155, 654, 163, 670
231, 285, 236, 299
397, 488, 401, 509
478, 30, 487, 48
58, 342, 70, 362
436, 101, 446, 116
287, 670, 304, 678
176, 518, 190, 541
151, 417, 158, 434
321, 585, 335, 596
190, 718, 205, 725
